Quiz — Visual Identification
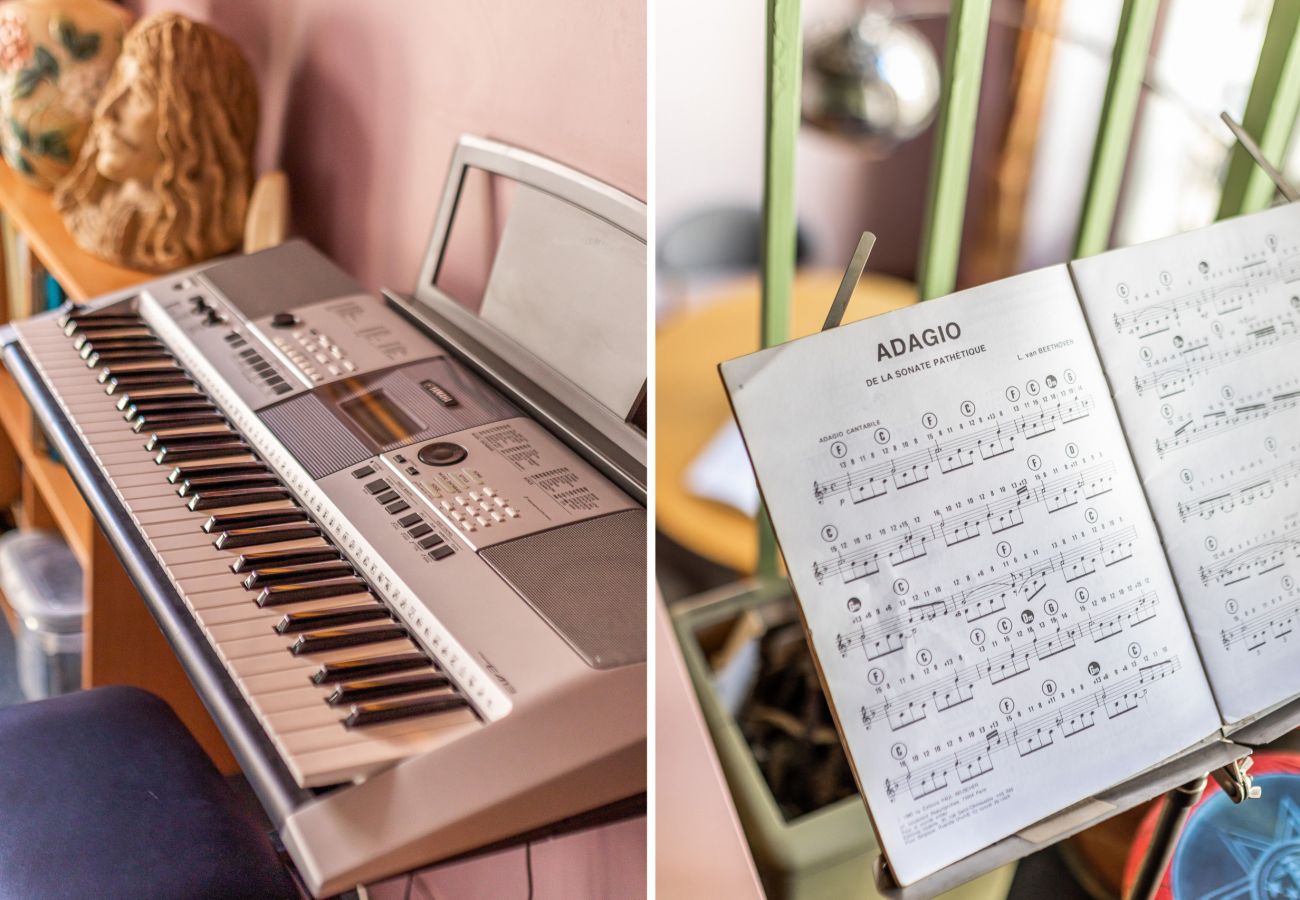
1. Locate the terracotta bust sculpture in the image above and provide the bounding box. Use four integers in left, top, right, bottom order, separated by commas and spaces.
54, 12, 258, 272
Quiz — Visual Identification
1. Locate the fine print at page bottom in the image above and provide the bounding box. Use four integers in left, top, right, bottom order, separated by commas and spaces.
1074, 203, 1300, 726
721, 265, 1221, 886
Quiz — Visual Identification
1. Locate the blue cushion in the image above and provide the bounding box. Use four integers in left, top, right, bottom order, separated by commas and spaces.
0, 686, 297, 899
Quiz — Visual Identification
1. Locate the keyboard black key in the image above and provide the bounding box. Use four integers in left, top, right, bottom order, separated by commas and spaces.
240, 560, 355, 589
275, 605, 390, 634
258, 578, 371, 607
78, 336, 166, 353
327, 673, 450, 706
63, 313, 143, 327
290, 624, 407, 656
76, 329, 160, 348
61, 312, 141, 328
105, 374, 196, 395
68, 325, 149, 343
231, 546, 341, 573
86, 349, 171, 368
203, 508, 307, 534
189, 486, 290, 511
343, 693, 468, 728
144, 431, 239, 452
106, 377, 192, 396
145, 431, 241, 452
115, 385, 202, 403
72, 331, 153, 347
168, 461, 267, 484
132, 412, 225, 433
121, 395, 213, 416
100, 372, 190, 391
155, 444, 249, 464
96, 363, 184, 382
214, 522, 321, 550
179, 473, 281, 497
311, 652, 430, 684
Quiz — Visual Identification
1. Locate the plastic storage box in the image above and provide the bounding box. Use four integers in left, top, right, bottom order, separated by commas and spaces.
0, 530, 84, 700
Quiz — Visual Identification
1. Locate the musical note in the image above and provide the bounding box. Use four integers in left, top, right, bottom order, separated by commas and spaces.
1198, 518, 1300, 586
812, 463, 1117, 583
1133, 319, 1300, 396
1110, 255, 1300, 336
1176, 456, 1300, 522
853, 592, 1159, 731
1220, 591, 1300, 652
809, 396, 1096, 504
1156, 387, 1300, 456
883, 661, 1179, 802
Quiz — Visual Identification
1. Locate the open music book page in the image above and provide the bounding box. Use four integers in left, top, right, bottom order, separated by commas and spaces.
719, 265, 1221, 887
1072, 203, 1300, 728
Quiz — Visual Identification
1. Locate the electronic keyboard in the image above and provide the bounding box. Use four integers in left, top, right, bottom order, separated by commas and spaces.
0, 137, 647, 895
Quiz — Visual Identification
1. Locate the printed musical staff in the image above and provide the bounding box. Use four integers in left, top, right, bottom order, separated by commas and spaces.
1220, 593, 1300, 652
1155, 387, 1300, 456
1133, 319, 1300, 398
811, 396, 1095, 504
1199, 518, 1300, 586
855, 592, 1160, 733
1110, 256, 1300, 338
1176, 456, 1300, 522
835, 529, 1138, 661
882, 659, 1182, 802
813, 463, 1117, 584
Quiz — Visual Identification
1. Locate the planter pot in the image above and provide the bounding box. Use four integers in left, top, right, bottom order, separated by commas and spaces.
0, 0, 130, 188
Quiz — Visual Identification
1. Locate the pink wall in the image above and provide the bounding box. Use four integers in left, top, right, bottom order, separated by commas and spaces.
123, 0, 647, 292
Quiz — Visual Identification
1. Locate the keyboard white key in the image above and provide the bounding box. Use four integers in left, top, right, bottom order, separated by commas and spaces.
17, 310, 479, 787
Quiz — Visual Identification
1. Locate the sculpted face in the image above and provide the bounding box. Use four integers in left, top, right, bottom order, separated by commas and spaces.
94, 54, 162, 184
55, 12, 260, 272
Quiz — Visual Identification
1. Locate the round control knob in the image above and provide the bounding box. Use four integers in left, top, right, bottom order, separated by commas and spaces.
418, 442, 468, 467
270, 312, 298, 328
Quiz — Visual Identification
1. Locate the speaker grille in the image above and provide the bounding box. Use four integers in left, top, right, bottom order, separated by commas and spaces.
481, 510, 646, 669
261, 357, 519, 478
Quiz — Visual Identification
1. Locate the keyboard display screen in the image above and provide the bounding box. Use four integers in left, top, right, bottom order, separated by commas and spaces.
340, 389, 424, 446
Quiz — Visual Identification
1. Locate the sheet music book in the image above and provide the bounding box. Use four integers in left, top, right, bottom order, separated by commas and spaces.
719, 203, 1300, 888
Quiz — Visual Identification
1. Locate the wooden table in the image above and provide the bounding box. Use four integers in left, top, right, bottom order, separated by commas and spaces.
656, 271, 918, 573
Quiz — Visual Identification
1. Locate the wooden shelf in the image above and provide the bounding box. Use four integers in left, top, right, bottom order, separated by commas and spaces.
0, 365, 92, 566
0, 161, 150, 302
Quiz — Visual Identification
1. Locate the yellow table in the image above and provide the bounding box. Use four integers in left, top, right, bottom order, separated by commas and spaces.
655, 271, 918, 573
